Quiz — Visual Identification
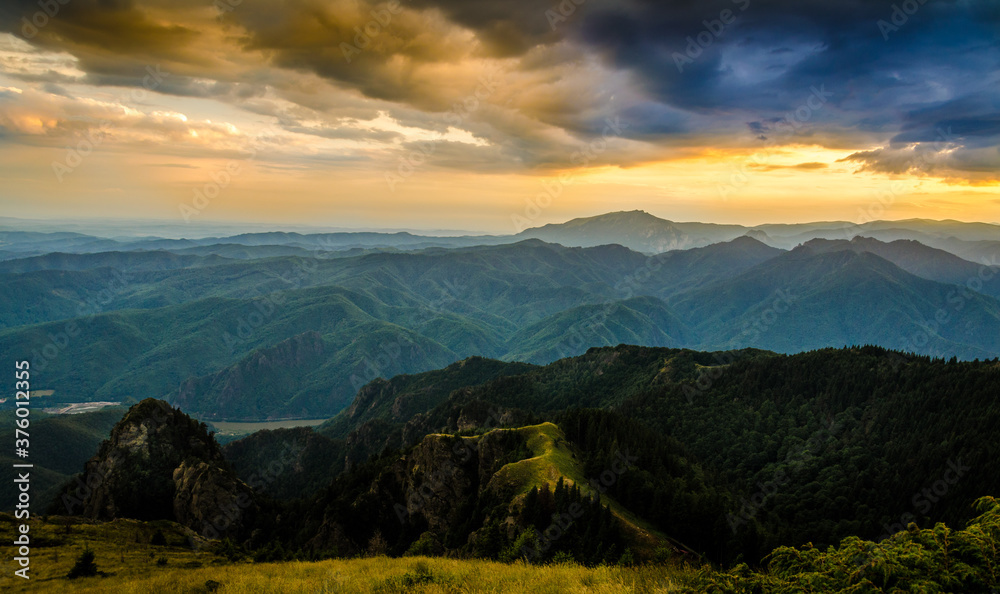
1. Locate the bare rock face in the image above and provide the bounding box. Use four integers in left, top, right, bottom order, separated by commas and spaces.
393, 434, 481, 534
59, 398, 256, 540
172, 460, 256, 539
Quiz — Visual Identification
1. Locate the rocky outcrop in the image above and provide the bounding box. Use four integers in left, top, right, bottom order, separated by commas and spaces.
392, 434, 481, 534
305, 427, 535, 553
58, 398, 256, 540
172, 460, 255, 538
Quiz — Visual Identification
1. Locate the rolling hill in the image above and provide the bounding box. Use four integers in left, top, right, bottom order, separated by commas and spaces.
4, 234, 1000, 420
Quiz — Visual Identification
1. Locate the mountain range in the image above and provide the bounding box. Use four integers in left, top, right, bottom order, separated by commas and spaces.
1, 212, 997, 421
4, 210, 998, 258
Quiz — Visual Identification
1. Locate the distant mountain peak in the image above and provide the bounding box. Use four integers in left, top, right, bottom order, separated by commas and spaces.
698, 235, 768, 251
516, 210, 692, 253
740, 229, 774, 246
540, 210, 669, 228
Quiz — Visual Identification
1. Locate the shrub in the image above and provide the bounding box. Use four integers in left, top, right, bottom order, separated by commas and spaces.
216, 537, 245, 562
366, 531, 389, 557
67, 549, 98, 579
500, 528, 540, 563
618, 547, 635, 567
405, 531, 443, 556
253, 542, 288, 563
215, 537, 246, 561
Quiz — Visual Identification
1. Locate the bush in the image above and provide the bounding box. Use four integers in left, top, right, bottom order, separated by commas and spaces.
617, 547, 635, 567
366, 531, 389, 557
216, 538, 245, 562
686, 496, 1000, 592
67, 549, 98, 579
253, 542, 288, 563
500, 528, 540, 563
151, 529, 168, 546
379, 561, 458, 591
653, 545, 673, 563
405, 531, 443, 556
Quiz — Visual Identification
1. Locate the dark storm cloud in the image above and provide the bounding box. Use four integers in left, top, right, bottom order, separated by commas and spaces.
577, 0, 993, 112
569, 0, 999, 174
890, 95, 1000, 147
0, 0, 199, 67
405, 0, 567, 57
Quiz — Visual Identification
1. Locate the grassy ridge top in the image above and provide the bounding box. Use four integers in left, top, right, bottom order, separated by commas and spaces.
453, 422, 670, 559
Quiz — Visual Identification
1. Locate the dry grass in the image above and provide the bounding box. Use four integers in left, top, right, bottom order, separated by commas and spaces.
0, 514, 697, 593
10, 556, 694, 593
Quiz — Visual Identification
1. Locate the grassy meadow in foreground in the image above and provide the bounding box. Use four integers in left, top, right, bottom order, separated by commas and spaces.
18, 557, 692, 594
5, 498, 1000, 592
5, 555, 683, 594
0, 513, 694, 593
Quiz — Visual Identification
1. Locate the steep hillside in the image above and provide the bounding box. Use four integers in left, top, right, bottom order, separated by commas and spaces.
0, 250, 231, 273
303, 344, 1000, 560
641, 236, 785, 298
321, 356, 534, 440
167, 329, 459, 420
280, 422, 689, 564
3, 237, 998, 421
222, 426, 346, 500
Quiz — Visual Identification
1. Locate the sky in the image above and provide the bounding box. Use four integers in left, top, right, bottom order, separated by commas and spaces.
0, 0, 998, 234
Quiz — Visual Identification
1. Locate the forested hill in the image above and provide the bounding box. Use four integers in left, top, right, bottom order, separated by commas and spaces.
3, 233, 999, 420
301, 345, 1000, 562
36, 344, 1000, 571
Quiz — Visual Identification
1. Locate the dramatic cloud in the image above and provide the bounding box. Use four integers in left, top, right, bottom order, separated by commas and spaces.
0, 0, 997, 228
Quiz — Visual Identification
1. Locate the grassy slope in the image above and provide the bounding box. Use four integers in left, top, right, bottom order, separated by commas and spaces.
5, 558, 694, 593
0, 514, 214, 593
461, 423, 671, 558
0, 513, 695, 593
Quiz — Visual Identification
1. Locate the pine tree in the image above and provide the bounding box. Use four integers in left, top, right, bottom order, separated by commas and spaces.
68, 548, 98, 579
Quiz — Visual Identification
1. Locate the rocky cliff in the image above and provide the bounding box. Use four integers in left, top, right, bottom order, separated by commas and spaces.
57, 399, 257, 541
